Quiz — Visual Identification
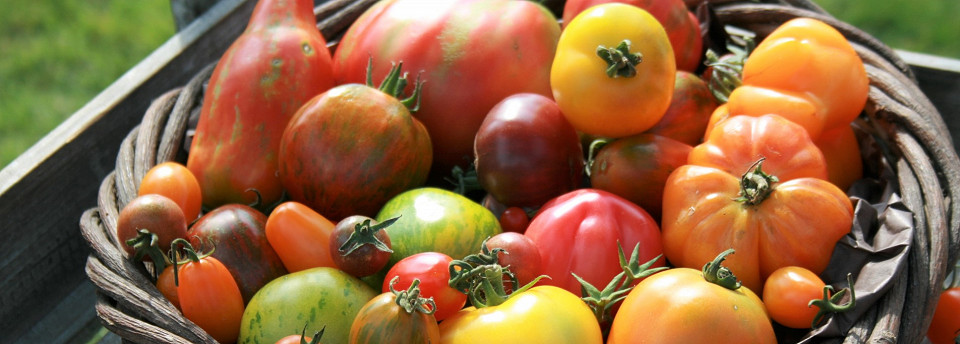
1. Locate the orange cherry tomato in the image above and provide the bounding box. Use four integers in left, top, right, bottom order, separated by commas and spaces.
762, 266, 825, 329
156, 265, 181, 311
139, 161, 203, 222
265, 201, 337, 273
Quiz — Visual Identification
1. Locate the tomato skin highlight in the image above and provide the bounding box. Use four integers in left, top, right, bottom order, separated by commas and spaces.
762, 266, 825, 329
187, 0, 335, 209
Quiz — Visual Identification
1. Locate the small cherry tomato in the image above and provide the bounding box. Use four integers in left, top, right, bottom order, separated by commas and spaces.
139, 161, 203, 222
329, 215, 395, 278
177, 253, 245, 344
383, 252, 467, 322
762, 266, 825, 329
117, 194, 188, 261
499, 207, 531, 234
265, 201, 338, 273
928, 286, 960, 344
485, 232, 543, 291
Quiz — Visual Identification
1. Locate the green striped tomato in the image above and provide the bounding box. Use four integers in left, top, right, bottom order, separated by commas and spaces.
238, 267, 377, 343
370, 187, 502, 285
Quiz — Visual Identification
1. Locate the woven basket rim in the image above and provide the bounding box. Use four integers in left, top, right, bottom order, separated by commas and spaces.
79, 0, 960, 343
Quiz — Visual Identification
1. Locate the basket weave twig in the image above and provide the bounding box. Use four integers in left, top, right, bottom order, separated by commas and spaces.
80, 0, 960, 343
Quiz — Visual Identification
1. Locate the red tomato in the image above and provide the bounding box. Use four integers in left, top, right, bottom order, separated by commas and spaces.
474, 93, 584, 208
928, 287, 960, 344
265, 201, 338, 273
484, 232, 543, 290
139, 161, 202, 222
187, 0, 335, 208
524, 189, 664, 299
589, 134, 692, 221
333, 0, 561, 178
762, 266, 825, 329
178, 255, 245, 344
499, 207, 531, 234
383, 252, 467, 322
561, 0, 703, 72
645, 71, 719, 146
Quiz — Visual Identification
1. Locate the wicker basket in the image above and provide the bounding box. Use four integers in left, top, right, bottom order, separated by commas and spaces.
80, 0, 960, 343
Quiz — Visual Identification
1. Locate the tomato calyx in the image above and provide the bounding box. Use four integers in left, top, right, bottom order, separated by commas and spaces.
584, 138, 612, 178
166, 237, 216, 287
736, 158, 779, 206
449, 238, 548, 308
703, 36, 753, 104
574, 242, 667, 331
338, 215, 398, 256
597, 40, 643, 78
702, 248, 742, 290
445, 165, 483, 196
294, 323, 325, 344
809, 273, 857, 328
366, 58, 423, 112
388, 276, 438, 315
125, 229, 169, 279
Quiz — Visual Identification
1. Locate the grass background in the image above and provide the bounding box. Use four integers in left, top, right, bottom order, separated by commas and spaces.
1, 0, 958, 171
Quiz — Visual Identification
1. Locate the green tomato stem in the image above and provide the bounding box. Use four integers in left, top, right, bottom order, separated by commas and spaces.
809, 273, 857, 328
736, 158, 779, 206
702, 248, 741, 290
389, 276, 437, 315
596, 40, 643, 78
338, 216, 397, 256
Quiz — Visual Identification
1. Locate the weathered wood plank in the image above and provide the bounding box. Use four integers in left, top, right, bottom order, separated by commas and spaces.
899, 50, 960, 154
0, 0, 256, 342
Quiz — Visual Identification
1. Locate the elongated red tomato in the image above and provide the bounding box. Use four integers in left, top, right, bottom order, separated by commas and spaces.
188, 0, 335, 208
178, 256, 245, 344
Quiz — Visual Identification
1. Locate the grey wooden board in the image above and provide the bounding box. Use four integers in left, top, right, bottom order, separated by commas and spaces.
0, 0, 956, 343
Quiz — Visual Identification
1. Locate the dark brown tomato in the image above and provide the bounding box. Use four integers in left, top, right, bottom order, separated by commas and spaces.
645, 71, 719, 146
189, 204, 288, 303
278, 83, 432, 221
485, 232, 543, 291
329, 215, 394, 278
589, 134, 692, 222
116, 194, 189, 260
474, 93, 584, 209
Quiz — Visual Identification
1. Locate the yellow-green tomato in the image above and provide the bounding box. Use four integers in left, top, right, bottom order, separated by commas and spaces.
438, 285, 603, 344
551, 3, 676, 138
238, 267, 378, 343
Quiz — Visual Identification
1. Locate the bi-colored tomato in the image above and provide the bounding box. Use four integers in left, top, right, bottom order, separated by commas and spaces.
239, 267, 378, 344
561, 0, 702, 72
138, 161, 202, 222
350, 279, 440, 344
189, 204, 287, 303
762, 266, 825, 329
278, 66, 432, 221
438, 286, 603, 343
645, 71, 719, 146
187, 0, 335, 209
524, 189, 664, 298
551, 3, 676, 138
474, 93, 584, 208
265, 201, 338, 273
662, 115, 853, 292
333, 0, 561, 177
608, 251, 776, 343
329, 215, 394, 278
116, 194, 188, 261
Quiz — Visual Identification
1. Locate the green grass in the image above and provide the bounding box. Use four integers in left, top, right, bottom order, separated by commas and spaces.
0, 0, 175, 170
0, 0, 958, 171
814, 0, 960, 59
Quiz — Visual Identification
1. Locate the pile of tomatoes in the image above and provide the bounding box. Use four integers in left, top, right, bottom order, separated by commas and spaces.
111, 0, 960, 343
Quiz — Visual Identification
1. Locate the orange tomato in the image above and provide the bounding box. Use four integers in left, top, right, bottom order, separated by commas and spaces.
178, 256, 245, 344
139, 161, 203, 222
762, 266, 825, 329
265, 201, 337, 273
815, 124, 863, 192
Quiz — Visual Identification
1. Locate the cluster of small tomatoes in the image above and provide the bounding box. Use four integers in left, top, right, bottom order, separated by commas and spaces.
113, 0, 960, 343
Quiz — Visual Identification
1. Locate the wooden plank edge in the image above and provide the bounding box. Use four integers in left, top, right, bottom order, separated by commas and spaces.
897, 49, 960, 74
0, 0, 249, 196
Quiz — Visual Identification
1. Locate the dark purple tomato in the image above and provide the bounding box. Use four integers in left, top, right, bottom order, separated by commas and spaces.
329, 215, 394, 278
474, 93, 584, 208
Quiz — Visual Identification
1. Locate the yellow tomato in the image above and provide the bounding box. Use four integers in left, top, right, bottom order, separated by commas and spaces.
438, 286, 602, 344
551, 3, 676, 138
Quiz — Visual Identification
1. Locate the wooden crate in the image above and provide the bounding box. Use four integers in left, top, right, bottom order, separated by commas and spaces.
0, 0, 958, 342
